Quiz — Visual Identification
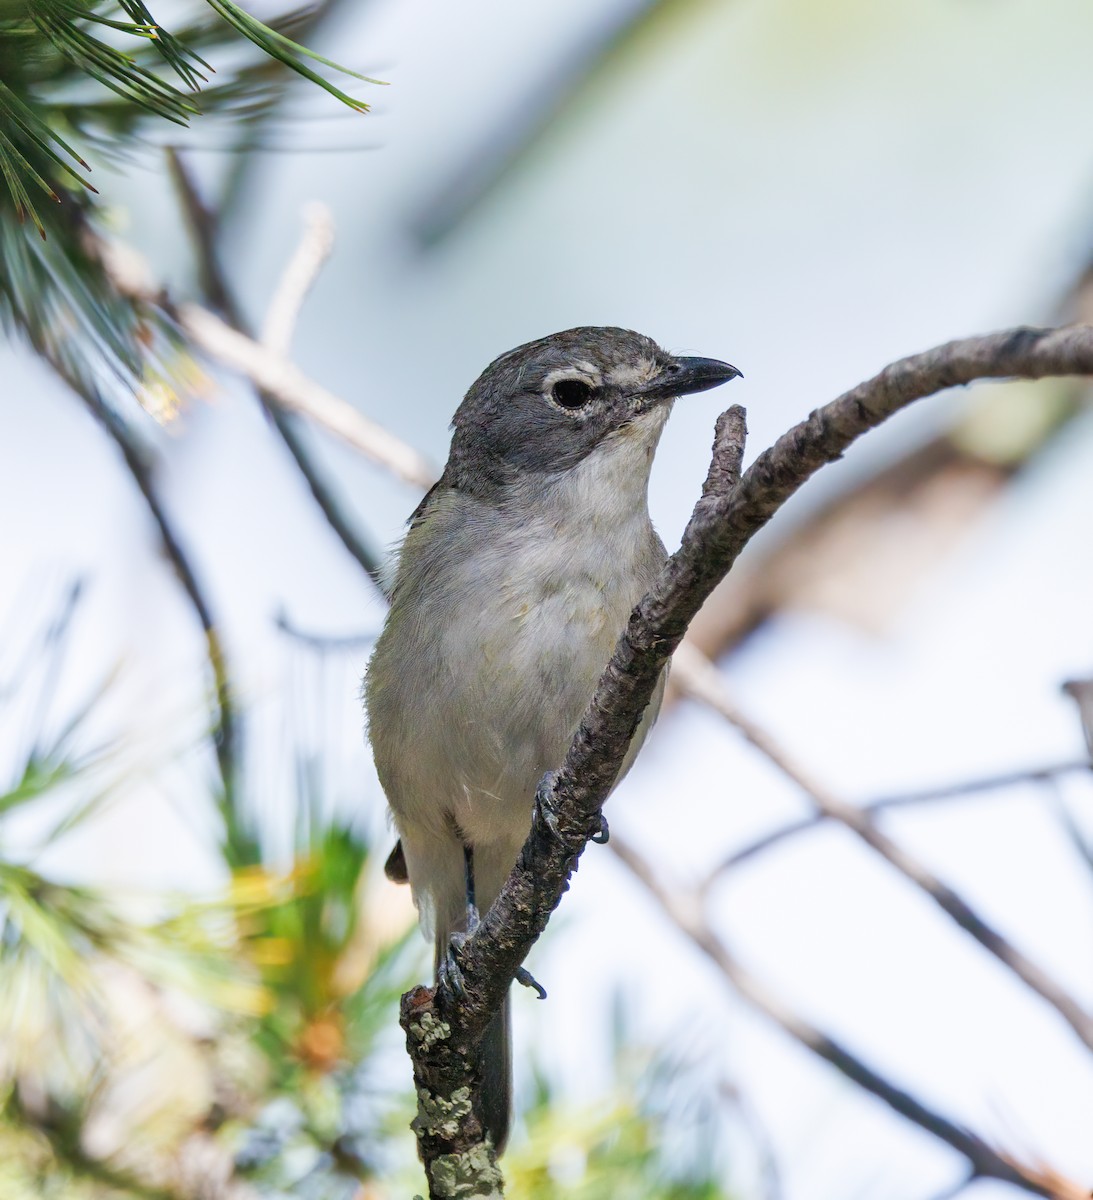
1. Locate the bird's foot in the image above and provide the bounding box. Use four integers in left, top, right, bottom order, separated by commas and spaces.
439, 936, 545, 1001
533, 772, 564, 842
437, 931, 469, 1001
534, 773, 609, 848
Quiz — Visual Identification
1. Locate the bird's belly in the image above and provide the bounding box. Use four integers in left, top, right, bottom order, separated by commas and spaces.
443, 573, 632, 835
367, 505, 664, 864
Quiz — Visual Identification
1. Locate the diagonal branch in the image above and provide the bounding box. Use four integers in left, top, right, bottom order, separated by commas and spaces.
68, 378, 238, 807
177, 303, 436, 488
610, 833, 1082, 1200
260, 201, 335, 358
670, 644, 1093, 1050
399, 323, 1093, 1191
166, 151, 396, 590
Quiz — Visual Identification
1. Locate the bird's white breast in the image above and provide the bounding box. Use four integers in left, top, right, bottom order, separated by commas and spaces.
366, 407, 669, 853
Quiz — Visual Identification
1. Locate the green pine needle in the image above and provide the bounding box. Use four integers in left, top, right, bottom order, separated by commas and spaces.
202, 0, 384, 113
0, 1, 383, 398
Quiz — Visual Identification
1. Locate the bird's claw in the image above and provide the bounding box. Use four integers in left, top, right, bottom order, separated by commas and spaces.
515, 966, 547, 1000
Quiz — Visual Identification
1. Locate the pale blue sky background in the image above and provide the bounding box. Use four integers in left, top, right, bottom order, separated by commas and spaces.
2, 1, 1093, 1196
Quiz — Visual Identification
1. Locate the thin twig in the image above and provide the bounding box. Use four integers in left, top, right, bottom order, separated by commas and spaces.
274, 610, 375, 651
672, 644, 1093, 1052
1046, 779, 1093, 881
167, 152, 391, 588
69, 381, 237, 803
869, 761, 1093, 810
707, 816, 819, 874
178, 304, 435, 488
707, 760, 1092, 876
611, 833, 1078, 1200
1061, 678, 1093, 759
261, 202, 335, 358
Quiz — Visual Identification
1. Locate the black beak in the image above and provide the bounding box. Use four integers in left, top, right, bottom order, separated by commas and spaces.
636, 355, 742, 404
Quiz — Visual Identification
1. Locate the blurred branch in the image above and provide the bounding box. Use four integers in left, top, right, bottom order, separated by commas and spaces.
166, 151, 235, 320
120, 179, 433, 486
177, 302, 436, 488
1046, 776, 1093, 881
274, 609, 375, 651
1061, 677, 1093, 759
673, 644, 1093, 1052
6, 1085, 185, 1200
869, 760, 1093, 809
166, 151, 401, 590
709, 759, 1093, 875
411, 0, 677, 246
609, 833, 1078, 1200
261, 201, 335, 357
63, 376, 239, 808
399, 323, 1093, 1193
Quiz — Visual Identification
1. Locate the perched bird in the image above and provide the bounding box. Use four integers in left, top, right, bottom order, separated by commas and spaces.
364, 326, 740, 1151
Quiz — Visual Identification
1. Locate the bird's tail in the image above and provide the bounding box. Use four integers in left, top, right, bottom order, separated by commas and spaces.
433, 912, 512, 1153
478, 991, 511, 1152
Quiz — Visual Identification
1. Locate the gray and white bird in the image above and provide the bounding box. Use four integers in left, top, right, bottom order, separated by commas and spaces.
364, 326, 740, 1151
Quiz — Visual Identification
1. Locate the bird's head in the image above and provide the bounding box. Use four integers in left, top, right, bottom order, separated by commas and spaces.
444, 326, 740, 499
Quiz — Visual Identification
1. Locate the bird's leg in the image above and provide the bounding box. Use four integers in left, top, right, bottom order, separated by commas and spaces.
437, 842, 548, 1001
463, 843, 480, 931
437, 844, 478, 1000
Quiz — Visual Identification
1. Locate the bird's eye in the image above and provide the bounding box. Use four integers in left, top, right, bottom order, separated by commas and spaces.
551, 379, 595, 409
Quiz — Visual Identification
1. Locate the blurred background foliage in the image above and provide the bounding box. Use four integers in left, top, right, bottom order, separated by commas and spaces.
0, 588, 736, 1198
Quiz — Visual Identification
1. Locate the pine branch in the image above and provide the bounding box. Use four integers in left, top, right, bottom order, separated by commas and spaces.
0, 1, 383, 396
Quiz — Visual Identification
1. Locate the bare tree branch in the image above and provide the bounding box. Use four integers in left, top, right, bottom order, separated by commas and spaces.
672, 644, 1093, 1050
870, 760, 1093, 810
178, 304, 436, 488
165, 157, 434, 501
166, 152, 392, 590
68, 380, 239, 807
610, 833, 1079, 1200
707, 760, 1092, 876
169, 159, 389, 592
399, 323, 1093, 1193
261, 202, 335, 358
